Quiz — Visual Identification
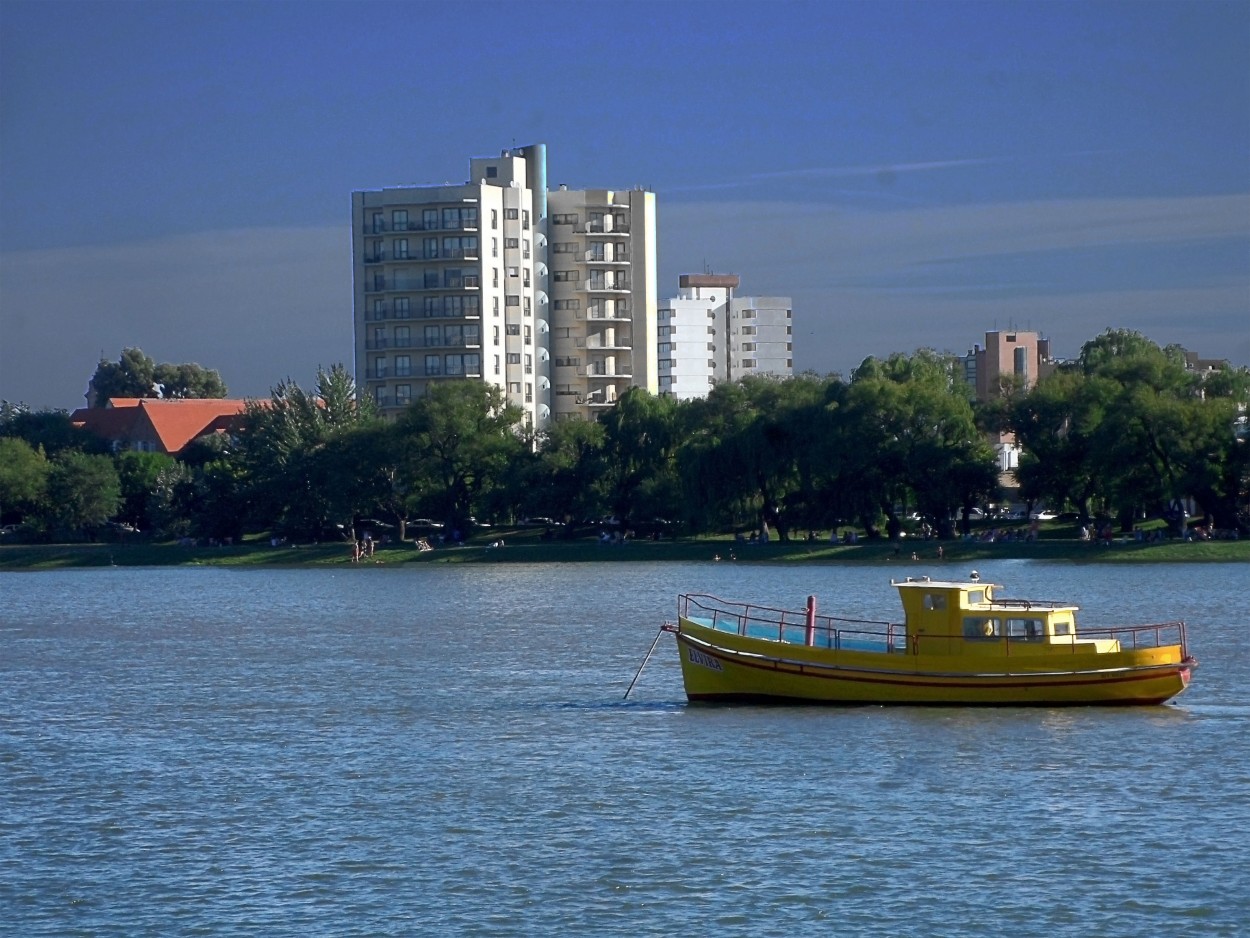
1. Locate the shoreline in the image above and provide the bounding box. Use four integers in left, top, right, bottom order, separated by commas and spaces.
2, 535, 1247, 570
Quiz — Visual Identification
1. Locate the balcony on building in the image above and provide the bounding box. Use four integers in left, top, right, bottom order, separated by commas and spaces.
579, 278, 631, 295
576, 218, 631, 235
366, 276, 481, 294
584, 328, 632, 351
584, 249, 631, 264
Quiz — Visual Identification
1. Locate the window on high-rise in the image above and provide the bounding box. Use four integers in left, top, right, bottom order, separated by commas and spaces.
392, 209, 409, 230
506, 208, 519, 220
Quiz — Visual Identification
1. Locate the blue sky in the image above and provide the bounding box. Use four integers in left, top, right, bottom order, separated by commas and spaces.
1, 0, 1247, 409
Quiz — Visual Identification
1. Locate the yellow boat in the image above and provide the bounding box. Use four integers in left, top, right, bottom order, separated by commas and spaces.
671, 576, 1196, 705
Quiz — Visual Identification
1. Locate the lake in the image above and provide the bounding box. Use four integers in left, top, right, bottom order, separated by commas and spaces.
2, 560, 1248, 936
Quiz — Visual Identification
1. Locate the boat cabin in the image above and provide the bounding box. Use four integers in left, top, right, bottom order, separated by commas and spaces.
893, 577, 1113, 656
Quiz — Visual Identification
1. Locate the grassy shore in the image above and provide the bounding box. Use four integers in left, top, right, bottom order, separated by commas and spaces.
2, 529, 1247, 570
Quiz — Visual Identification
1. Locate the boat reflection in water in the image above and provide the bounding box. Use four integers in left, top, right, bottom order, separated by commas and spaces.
670, 575, 1196, 706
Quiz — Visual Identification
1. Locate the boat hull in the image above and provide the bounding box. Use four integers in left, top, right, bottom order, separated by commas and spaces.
676, 619, 1195, 706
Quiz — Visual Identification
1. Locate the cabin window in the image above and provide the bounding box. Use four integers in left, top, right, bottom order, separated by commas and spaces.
923, 593, 947, 611
967, 590, 985, 605
1006, 618, 1044, 642
1053, 620, 1072, 636
963, 617, 1001, 640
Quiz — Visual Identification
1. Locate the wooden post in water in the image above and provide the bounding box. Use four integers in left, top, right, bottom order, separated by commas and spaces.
806, 595, 816, 646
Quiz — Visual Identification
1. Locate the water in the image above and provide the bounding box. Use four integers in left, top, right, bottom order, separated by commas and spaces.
2, 560, 1248, 936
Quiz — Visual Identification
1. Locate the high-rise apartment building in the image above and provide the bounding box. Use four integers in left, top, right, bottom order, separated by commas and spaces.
351, 145, 656, 426
657, 274, 793, 400
547, 187, 658, 417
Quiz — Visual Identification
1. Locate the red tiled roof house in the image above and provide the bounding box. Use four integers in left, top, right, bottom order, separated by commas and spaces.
70, 398, 253, 456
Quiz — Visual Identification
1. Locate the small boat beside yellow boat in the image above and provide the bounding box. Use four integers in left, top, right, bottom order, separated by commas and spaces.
670, 576, 1196, 705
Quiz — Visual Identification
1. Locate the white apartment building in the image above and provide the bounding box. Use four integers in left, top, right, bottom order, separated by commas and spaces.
657, 274, 793, 399
547, 186, 658, 419
351, 145, 657, 427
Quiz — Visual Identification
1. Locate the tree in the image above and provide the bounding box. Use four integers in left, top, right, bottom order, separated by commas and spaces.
115, 451, 177, 532
839, 351, 995, 538
519, 418, 608, 529
393, 381, 526, 533
88, 348, 227, 406
45, 451, 121, 538
1, 408, 104, 455
233, 365, 380, 539
597, 388, 682, 530
0, 438, 50, 524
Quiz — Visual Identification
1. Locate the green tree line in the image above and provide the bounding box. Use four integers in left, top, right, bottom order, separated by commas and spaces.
2, 331, 1247, 544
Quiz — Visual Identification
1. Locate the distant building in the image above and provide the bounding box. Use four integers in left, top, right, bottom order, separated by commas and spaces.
71, 398, 250, 455
657, 274, 793, 400
351, 144, 657, 426
963, 330, 1055, 403
962, 330, 1056, 482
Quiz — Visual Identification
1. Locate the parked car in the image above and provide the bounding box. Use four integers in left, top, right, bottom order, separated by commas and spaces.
1030, 509, 1058, 521
410, 518, 444, 529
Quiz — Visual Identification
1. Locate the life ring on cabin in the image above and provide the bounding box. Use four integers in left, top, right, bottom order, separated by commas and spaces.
982, 622, 995, 637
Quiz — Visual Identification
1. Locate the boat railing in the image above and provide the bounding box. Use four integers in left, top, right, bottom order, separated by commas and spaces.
679, 593, 901, 651
1078, 621, 1188, 654
909, 620, 1188, 657
991, 598, 1076, 611
679, 595, 1188, 658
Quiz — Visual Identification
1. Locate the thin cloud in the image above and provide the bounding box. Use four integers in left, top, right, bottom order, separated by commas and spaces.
665, 157, 997, 194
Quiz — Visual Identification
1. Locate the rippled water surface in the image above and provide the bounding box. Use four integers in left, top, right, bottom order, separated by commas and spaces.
2, 561, 1248, 936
